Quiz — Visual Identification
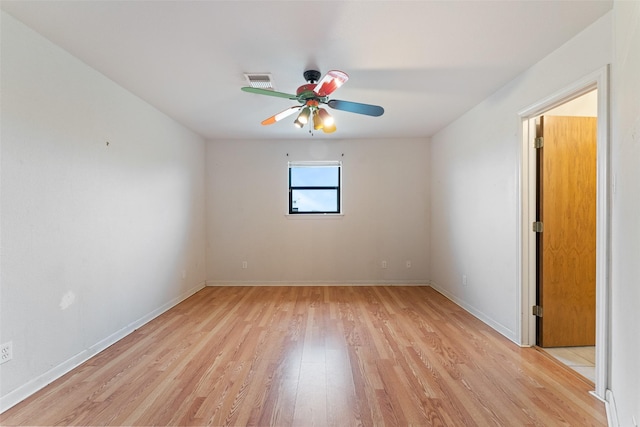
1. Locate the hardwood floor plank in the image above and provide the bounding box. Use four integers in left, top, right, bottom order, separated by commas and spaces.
0, 286, 607, 426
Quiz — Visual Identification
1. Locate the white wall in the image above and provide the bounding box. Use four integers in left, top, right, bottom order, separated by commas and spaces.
0, 11, 207, 410
544, 89, 597, 116
205, 138, 429, 284
610, 1, 640, 425
429, 13, 612, 340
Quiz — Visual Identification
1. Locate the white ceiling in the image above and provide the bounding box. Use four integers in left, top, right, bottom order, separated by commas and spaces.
1, 0, 612, 140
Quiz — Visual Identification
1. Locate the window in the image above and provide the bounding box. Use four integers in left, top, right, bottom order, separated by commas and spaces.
288, 161, 341, 214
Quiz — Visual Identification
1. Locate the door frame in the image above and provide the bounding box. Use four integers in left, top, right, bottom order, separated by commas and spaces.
517, 65, 610, 399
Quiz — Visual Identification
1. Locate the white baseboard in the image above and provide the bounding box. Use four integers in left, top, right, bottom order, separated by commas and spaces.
428, 281, 517, 343
205, 280, 430, 286
0, 281, 206, 413
605, 389, 619, 427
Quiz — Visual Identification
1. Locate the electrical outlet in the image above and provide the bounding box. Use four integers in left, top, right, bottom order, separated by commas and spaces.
405, 260, 411, 268
381, 260, 387, 269
1, 342, 12, 364
242, 261, 248, 269
463, 274, 468, 286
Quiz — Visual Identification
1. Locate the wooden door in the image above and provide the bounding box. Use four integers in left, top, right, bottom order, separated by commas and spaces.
536, 115, 597, 347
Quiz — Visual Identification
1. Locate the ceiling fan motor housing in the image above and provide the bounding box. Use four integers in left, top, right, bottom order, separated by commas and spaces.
296, 83, 317, 96
303, 69, 321, 83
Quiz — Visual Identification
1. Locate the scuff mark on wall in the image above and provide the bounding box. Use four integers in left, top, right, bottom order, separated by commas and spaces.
59, 291, 76, 310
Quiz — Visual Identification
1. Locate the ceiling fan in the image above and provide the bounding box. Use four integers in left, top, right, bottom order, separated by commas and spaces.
241, 69, 384, 133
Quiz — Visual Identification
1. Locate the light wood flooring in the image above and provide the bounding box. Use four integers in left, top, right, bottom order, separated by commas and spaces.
542, 346, 596, 383
0, 286, 607, 426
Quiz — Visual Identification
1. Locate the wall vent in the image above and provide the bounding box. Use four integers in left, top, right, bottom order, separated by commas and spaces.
244, 73, 274, 90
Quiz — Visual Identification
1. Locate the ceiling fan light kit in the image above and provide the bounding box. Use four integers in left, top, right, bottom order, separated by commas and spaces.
297, 106, 311, 125
241, 69, 384, 134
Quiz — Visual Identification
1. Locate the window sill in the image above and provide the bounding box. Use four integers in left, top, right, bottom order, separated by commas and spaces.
285, 213, 344, 219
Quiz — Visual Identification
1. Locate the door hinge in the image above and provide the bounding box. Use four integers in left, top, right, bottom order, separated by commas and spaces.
532, 305, 543, 317
534, 137, 544, 148
532, 221, 544, 233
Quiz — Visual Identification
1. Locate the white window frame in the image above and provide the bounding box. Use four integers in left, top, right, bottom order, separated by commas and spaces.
287, 161, 343, 216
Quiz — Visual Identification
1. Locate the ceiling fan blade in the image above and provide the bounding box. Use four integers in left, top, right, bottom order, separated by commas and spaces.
327, 99, 384, 117
241, 87, 297, 99
314, 70, 349, 97
261, 106, 301, 125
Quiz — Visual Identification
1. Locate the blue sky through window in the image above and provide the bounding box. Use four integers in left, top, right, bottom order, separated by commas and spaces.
291, 189, 338, 212
290, 166, 339, 187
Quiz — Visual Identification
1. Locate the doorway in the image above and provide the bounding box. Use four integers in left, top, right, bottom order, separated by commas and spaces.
518, 67, 610, 399
535, 98, 598, 382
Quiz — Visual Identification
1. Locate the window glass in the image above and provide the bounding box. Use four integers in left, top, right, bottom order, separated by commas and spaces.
290, 166, 339, 187
291, 189, 339, 212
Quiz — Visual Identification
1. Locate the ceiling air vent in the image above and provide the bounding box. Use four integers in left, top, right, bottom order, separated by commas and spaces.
244, 73, 274, 90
